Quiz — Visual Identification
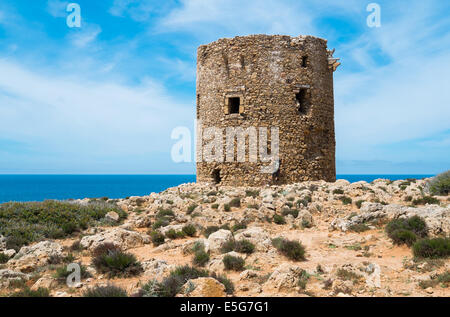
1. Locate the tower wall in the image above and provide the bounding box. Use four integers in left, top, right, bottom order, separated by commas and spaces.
196, 35, 336, 186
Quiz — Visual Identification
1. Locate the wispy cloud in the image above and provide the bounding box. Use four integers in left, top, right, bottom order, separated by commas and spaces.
46, 0, 69, 18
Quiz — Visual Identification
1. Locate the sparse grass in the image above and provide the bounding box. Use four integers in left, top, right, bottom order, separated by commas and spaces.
333, 189, 344, 195
339, 196, 352, 205
0, 200, 126, 251
224, 204, 231, 212
92, 243, 143, 278
54, 263, 91, 284
193, 249, 210, 267
272, 238, 306, 261
152, 218, 170, 230
211, 203, 219, 209
203, 226, 220, 238
182, 224, 197, 237
412, 238, 450, 259
223, 255, 245, 271
210, 272, 235, 294
231, 221, 247, 232
0, 252, 10, 264
427, 171, 449, 196
298, 270, 310, 290
9, 287, 50, 297
83, 285, 127, 297
418, 271, 450, 289
245, 190, 260, 198
386, 216, 428, 246
336, 268, 362, 283
156, 209, 175, 219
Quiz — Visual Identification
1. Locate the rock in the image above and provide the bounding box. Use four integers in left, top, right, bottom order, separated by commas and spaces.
234, 227, 272, 252
295, 210, 314, 228
182, 277, 226, 297
263, 263, 303, 292
425, 287, 434, 294
0, 235, 6, 250
31, 275, 58, 290
205, 230, 233, 254
9, 241, 64, 272
105, 211, 120, 222
54, 291, 69, 297
80, 228, 150, 251
2, 249, 16, 258
159, 224, 184, 235
360, 202, 384, 213
239, 270, 259, 281
365, 263, 381, 288
141, 259, 171, 278
332, 279, 353, 294
0, 269, 30, 287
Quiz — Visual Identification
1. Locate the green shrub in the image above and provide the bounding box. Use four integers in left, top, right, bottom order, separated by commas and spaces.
193, 250, 210, 267
412, 238, 450, 259
348, 223, 370, 233
92, 243, 143, 277
333, 189, 344, 195
355, 200, 365, 209
427, 171, 450, 196
224, 204, 231, 212
182, 224, 197, 237
203, 226, 220, 238
234, 239, 255, 254
336, 269, 362, 282
152, 218, 170, 230
186, 204, 198, 215
273, 214, 286, 225
83, 285, 127, 297
156, 209, 175, 219
386, 216, 428, 245
223, 255, 245, 271
0, 200, 126, 250
54, 263, 91, 283
339, 196, 352, 205
0, 252, 10, 264
298, 270, 310, 290
272, 238, 306, 261
10, 287, 50, 297
418, 271, 450, 289
281, 208, 299, 218
165, 229, 186, 240
229, 198, 241, 208
220, 240, 236, 253
150, 231, 165, 246
412, 196, 440, 206
245, 190, 260, 198
231, 221, 247, 232
211, 203, 219, 209
210, 272, 235, 294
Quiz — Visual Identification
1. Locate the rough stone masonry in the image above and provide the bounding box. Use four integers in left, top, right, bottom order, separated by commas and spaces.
196, 34, 340, 186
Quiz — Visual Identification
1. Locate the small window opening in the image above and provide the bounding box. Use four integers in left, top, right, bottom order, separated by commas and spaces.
301, 56, 308, 67
212, 169, 221, 184
296, 89, 308, 114
228, 97, 240, 114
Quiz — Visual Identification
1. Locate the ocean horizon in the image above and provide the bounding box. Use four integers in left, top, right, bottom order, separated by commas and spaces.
0, 174, 435, 204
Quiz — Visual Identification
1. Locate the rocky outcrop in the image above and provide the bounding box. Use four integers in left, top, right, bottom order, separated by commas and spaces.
182, 277, 226, 297
9, 241, 63, 272
80, 228, 150, 251
234, 227, 272, 252
0, 269, 30, 287
263, 263, 304, 292
205, 230, 233, 254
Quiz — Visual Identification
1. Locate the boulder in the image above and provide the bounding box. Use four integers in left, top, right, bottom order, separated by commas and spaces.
234, 227, 272, 252
205, 230, 233, 254
141, 259, 171, 278
263, 263, 303, 292
182, 277, 226, 297
80, 228, 150, 251
9, 241, 64, 272
31, 275, 58, 290
105, 211, 120, 223
0, 269, 30, 287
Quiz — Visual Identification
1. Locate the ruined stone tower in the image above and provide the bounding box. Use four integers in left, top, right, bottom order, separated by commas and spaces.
196, 35, 339, 186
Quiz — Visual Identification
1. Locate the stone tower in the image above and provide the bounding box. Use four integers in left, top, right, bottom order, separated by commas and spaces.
196, 35, 339, 186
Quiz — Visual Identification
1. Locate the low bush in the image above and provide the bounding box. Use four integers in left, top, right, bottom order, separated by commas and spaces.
281, 208, 299, 218
355, 200, 365, 209
210, 272, 235, 295
348, 223, 370, 233
54, 263, 91, 283
412, 196, 440, 206
229, 198, 241, 208
273, 214, 286, 225
10, 287, 50, 297
0, 200, 126, 250
339, 196, 352, 205
182, 224, 197, 237
165, 229, 186, 240
336, 268, 362, 283
186, 204, 198, 215
193, 250, 210, 267
418, 271, 450, 289
156, 209, 175, 219
333, 189, 344, 195
386, 216, 428, 245
298, 270, 310, 290
0, 252, 10, 264
272, 238, 306, 261
234, 240, 255, 254
83, 285, 127, 297
211, 204, 219, 209
231, 221, 247, 232
92, 243, 143, 277
203, 226, 220, 238
412, 238, 450, 259
224, 204, 231, 212
152, 218, 170, 229
245, 190, 260, 198
223, 255, 245, 271
426, 171, 450, 196
149, 231, 165, 246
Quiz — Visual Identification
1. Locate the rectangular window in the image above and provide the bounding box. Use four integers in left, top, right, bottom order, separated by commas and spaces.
296, 89, 308, 114
228, 97, 240, 114
302, 56, 308, 67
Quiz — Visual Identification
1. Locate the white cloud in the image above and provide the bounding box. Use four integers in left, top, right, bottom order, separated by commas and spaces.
69, 24, 102, 48
46, 0, 69, 18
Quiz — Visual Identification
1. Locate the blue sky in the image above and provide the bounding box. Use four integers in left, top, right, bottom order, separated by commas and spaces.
0, 0, 449, 175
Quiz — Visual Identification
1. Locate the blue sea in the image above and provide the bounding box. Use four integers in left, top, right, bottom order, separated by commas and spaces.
0, 174, 434, 204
